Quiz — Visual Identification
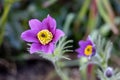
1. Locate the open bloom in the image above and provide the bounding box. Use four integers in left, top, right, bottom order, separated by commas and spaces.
75, 36, 96, 58
21, 15, 65, 54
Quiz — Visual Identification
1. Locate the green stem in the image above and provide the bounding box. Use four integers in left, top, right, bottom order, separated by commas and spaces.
80, 67, 87, 80
61, 59, 79, 67
74, 0, 91, 39
96, 0, 109, 24
54, 62, 69, 80
96, 0, 118, 34
0, 0, 14, 45
74, 0, 91, 27
77, 0, 91, 22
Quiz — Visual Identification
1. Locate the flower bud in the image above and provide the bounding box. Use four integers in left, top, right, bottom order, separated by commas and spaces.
104, 67, 113, 78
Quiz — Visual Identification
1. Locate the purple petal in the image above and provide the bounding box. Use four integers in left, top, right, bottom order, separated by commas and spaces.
78, 40, 88, 49
30, 43, 54, 54
79, 40, 93, 49
87, 36, 95, 46
53, 29, 65, 42
29, 19, 43, 31
91, 47, 96, 56
21, 30, 39, 43
30, 43, 42, 54
77, 50, 85, 58
75, 48, 85, 57
42, 43, 54, 54
78, 40, 86, 46
78, 54, 84, 58
86, 40, 92, 45
75, 48, 81, 53
42, 15, 56, 34
87, 36, 91, 41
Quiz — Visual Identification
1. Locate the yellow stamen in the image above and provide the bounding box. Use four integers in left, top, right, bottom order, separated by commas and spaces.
37, 29, 53, 45
84, 45, 92, 56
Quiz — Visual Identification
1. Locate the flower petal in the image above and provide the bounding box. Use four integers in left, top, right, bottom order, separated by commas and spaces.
29, 19, 43, 30
53, 29, 65, 42
30, 43, 42, 54
78, 40, 86, 46
78, 40, 88, 50
42, 15, 56, 33
86, 40, 92, 45
30, 43, 54, 54
21, 30, 39, 43
75, 48, 84, 57
42, 43, 54, 54
78, 54, 84, 58
91, 47, 96, 56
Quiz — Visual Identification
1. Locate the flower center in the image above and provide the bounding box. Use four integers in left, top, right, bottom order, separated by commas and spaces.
84, 45, 93, 56
37, 29, 53, 45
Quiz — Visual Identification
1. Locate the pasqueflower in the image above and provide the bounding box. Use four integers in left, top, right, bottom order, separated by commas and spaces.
21, 15, 65, 54
75, 37, 96, 58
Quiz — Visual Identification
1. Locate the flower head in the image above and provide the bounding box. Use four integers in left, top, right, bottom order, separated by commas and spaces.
75, 36, 96, 58
21, 15, 65, 54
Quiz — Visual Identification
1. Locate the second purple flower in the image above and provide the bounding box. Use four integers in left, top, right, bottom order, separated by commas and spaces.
21, 15, 65, 54
75, 37, 96, 58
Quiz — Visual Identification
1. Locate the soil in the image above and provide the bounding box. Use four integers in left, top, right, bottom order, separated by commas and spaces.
0, 58, 58, 80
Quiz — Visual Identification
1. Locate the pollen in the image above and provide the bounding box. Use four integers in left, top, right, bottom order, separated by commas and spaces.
37, 29, 53, 45
84, 45, 92, 56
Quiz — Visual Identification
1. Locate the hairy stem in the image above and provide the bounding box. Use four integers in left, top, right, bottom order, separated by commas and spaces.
54, 62, 69, 80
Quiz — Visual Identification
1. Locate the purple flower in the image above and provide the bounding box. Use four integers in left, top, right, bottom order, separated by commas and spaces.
21, 15, 65, 54
75, 36, 96, 58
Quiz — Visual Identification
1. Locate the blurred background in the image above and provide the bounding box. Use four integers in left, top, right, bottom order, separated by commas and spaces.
0, 0, 120, 80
